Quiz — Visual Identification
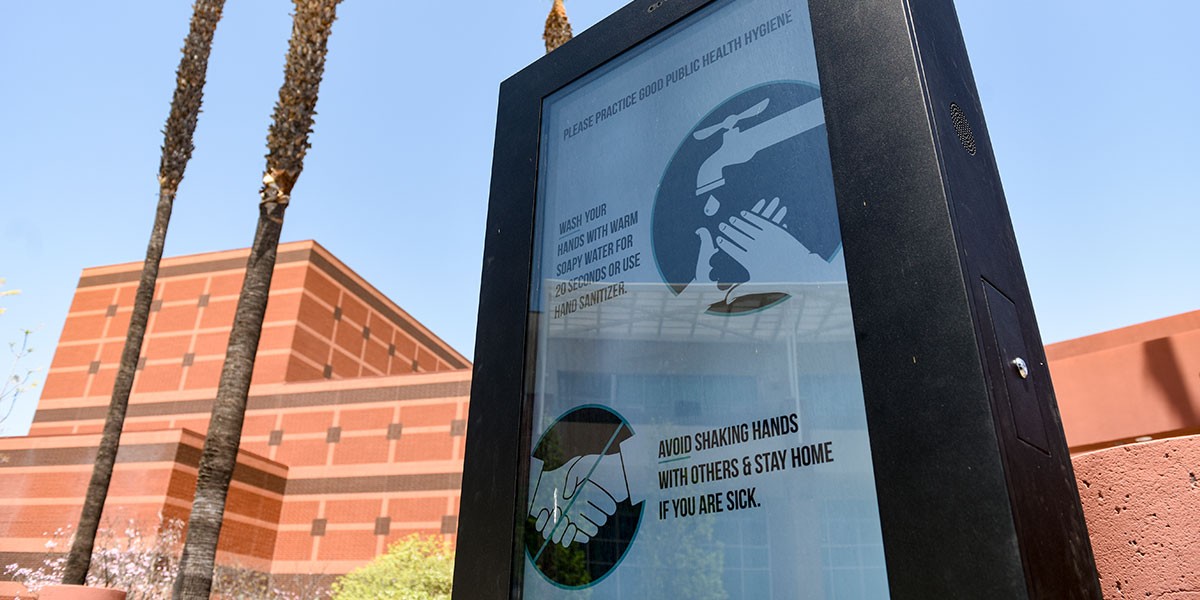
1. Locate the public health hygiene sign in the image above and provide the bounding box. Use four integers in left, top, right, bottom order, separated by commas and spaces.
523, 0, 889, 597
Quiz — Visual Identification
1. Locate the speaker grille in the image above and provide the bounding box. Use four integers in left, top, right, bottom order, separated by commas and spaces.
949, 102, 977, 156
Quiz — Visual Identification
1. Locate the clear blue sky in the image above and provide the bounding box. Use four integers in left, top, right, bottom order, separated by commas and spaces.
1, 1, 1197, 436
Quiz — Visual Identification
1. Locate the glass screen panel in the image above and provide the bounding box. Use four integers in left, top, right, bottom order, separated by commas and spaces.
521, 1, 889, 597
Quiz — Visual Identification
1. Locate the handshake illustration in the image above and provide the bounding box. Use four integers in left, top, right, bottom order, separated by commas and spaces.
528, 452, 632, 547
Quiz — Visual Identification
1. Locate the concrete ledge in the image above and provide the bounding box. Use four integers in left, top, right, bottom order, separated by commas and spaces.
36, 586, 124, 600
1073, 434, 1200, 599
0, 581, 31, 600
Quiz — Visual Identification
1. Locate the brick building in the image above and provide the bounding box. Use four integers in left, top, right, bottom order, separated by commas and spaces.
0, 240, 471, 586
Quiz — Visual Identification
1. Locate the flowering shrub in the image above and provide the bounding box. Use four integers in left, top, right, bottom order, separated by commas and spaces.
3, 516, 325, 599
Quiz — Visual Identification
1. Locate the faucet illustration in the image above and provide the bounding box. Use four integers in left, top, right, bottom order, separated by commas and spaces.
694, 97, 826, 198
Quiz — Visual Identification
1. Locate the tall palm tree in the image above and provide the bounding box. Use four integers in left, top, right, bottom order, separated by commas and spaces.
61, 0, 226, 585
172, 1, 341, 598
544, 0, 573, 53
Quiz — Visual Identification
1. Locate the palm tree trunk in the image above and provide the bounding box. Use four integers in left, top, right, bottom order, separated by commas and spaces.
62, 0, 226, 585
172, 2, 341, 598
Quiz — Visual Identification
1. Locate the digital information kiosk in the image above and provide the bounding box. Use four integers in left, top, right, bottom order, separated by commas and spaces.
455, 0, 1101, 598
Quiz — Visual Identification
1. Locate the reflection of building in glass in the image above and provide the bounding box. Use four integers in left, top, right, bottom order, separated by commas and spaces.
533, 279, 885, 597
819, 498, 889, 598
536, 280, 859, 434
0, 241, 470, 589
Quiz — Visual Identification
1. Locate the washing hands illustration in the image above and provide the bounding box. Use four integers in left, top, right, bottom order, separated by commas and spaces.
677, 95, 842, 307
717, 197, 839, 284
685, 197, 840, 305
528, 453, 630, 547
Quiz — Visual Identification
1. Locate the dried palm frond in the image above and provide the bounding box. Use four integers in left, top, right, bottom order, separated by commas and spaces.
544, 0, 573, 53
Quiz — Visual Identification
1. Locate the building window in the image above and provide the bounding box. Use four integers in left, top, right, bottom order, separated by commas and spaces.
450, 419, 466, 437
268, 430, 284, 446
323, 364, 333, 379
326, 426, 342, 443
311, 518, 327, 537
105, 304, 118, 317
387, 423, 403, 440
362, 326, 370, 340
441, 515, 458, 535
411, 358, 420, 372
88, 361, 101, 374
182, 353, 195, 367
333, 306, 342, 321
150, 299, 163, 312
374, 516, 391, 536
198, 294, 209, 308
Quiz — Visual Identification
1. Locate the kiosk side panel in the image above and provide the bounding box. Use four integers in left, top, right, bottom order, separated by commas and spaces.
810, 0, 1030, 597
903, 0, 1102, 597
455, 77, 542, 599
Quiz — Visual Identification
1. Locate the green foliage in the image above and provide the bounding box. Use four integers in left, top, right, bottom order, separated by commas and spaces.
522, 514, 591, 587
330, 534, 454, 600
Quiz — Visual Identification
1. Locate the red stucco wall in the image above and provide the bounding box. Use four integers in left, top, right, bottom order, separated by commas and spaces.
1072, 434, 1200, 599
1049, 311, 1200, 450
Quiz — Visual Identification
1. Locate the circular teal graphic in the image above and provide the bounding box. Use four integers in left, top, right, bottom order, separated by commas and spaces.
651, 81, 840, 314
525, 405, 642, 589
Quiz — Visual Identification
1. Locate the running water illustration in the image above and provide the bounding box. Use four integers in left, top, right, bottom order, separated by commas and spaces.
652, 82, 845, 314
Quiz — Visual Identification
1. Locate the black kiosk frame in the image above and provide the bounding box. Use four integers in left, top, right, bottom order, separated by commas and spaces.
456, 0, 1100, 598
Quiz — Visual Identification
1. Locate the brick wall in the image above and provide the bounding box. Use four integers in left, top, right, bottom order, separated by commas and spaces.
0, 429, 286, 571
3, 240, 473, 583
